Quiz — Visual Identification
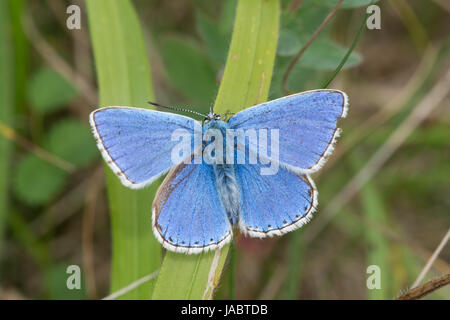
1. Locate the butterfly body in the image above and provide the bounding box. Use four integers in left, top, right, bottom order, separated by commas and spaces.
90, 89, 349, 254
203, 119, 241, 225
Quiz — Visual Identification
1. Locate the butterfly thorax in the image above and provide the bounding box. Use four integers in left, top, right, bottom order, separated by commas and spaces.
203, 119, 240, 225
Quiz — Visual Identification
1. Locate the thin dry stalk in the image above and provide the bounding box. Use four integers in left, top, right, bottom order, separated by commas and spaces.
397, 274, 450, 300
102, 270, 159, 300
0, 121, 75, 173
412, 229, 450, 288
23, 10, 97, 105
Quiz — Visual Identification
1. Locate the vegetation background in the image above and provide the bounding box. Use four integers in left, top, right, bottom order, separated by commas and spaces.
0, 0, 449, 299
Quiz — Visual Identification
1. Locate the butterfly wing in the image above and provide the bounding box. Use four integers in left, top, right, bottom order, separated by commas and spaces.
152, 157, 232, 254
235, 162, 317, 238
228, 89, 348, 174
90, 107, 200, 189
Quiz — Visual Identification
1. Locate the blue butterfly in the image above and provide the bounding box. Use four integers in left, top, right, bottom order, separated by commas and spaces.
89, 89, 348, 254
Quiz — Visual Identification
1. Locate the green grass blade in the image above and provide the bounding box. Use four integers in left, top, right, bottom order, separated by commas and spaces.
360, 181, 392, 299
8, 0, 28, 114
152, 0, 280, 300
0, 0, 14, 266
351, 153, 392, 299
282, 232, 306, 299
86, 0, 161, 299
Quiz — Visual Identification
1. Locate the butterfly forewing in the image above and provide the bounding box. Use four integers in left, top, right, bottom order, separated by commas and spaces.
90, 107, 199, 189
228, 89, 348, 174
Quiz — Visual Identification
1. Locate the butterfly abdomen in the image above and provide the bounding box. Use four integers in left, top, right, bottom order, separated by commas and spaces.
203, 120, 241, 225
213, 163, 240, 225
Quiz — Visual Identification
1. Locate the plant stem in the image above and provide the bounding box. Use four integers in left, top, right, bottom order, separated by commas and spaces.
152, 0, 280, 299
86, 0, 161, 299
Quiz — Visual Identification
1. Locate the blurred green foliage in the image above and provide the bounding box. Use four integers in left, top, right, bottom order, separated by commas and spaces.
13, 154, 67, 206
161, 36, 218, 108
45, 119, 98, 168
28, 68, 78, 114
0, 0, 14, 266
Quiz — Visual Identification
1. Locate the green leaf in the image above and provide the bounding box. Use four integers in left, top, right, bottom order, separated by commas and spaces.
45, 119, 98, 168
86, 0, 161, 299
161, 37, 217, 106
152, 0, 280, 300
27, 68, 77, 114
13, 154, 67, 206
299, 39, 362, 70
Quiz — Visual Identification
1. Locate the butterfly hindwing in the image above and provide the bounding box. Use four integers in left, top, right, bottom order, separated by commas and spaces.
235, 162, 317, 238
228, 89, 348, 174
152, 159, 232, 253
90, 107, 199, 189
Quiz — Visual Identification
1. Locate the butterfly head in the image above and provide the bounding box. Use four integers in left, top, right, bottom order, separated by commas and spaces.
204, 111, 221, 123
204, 106, 235, 123
147, 101, 234, 123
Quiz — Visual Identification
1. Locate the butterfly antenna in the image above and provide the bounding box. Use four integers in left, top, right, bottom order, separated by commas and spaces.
218, 111, 235, 121
147, 101, 207, 118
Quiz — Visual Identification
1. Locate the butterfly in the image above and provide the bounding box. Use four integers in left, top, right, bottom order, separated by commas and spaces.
89, 89, 348, 254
